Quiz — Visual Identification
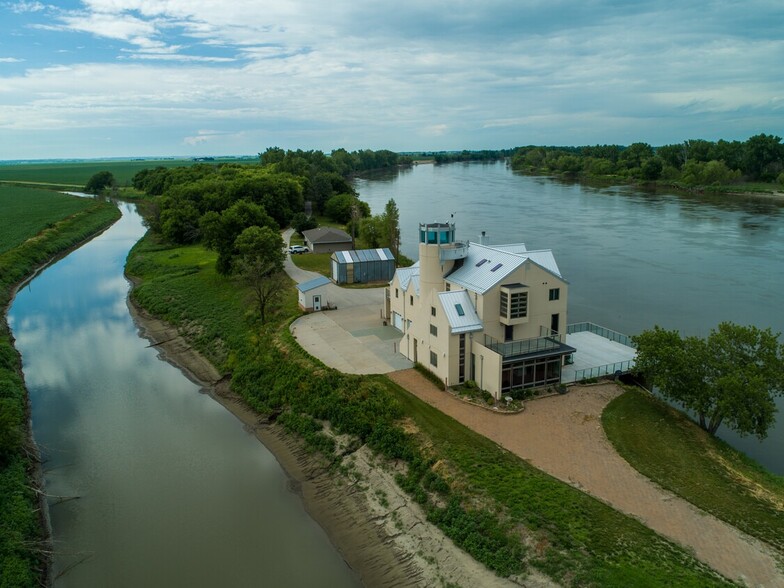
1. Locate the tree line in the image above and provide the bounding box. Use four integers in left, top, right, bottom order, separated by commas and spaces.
511, 134, 784, 186
130, 148, 409, 320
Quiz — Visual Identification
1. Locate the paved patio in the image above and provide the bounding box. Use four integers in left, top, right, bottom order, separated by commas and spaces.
562, 331, 636, 383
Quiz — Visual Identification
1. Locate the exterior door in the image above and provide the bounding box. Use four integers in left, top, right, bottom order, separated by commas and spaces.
313, 295, 322, 311
550, 313, 559, 334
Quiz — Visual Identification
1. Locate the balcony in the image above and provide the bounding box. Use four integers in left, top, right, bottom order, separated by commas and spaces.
439, 240, 469, 261
483, 333, 574, 361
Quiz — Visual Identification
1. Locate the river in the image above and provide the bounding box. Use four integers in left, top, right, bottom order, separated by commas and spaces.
356, 162, 784, 475
9, 203, 359, 587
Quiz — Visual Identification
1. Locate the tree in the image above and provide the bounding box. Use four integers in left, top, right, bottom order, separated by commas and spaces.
84, 170, 116, 194
233, 226, 287, 323
200, 200, 277, 274
633, 323, 784, 439
291, 212, 317, 236
381, 198, 401, 259
743, 134, 784, 180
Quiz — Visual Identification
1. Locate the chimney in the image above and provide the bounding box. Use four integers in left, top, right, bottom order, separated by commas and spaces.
479, 231, 490, 245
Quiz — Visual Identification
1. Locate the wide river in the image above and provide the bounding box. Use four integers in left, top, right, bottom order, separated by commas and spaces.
9, 203, 359, 587
356, 162, 784, 474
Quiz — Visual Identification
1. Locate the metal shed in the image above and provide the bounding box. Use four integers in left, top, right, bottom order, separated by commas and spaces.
331, 248, 396, 284
296, 275, 331, 311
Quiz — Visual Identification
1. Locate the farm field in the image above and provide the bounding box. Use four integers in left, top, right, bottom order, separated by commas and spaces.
0, 186, 98, 254
0, 157, 256, 187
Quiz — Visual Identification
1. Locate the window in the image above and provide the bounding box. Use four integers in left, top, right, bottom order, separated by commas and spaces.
430, 351, 438, 367
501, 290, 528, 319
410, 295, 413, 305
445, 283, 451, 291
549, 288, 560, 301
455, 303, 465, 316
395, 288, 399, 298
431, 306, 436, 317
430, 324, 438, 336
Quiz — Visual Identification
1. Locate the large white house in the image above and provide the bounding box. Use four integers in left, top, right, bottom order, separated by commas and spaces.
386, 222, 574, 399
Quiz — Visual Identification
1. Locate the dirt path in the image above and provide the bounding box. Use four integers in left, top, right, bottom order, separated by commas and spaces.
389, 370, 784, 587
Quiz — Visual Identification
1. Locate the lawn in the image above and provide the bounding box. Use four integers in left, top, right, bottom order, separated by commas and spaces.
126, 232, 734, 587
0, 186, 97, 254
290, 251, 332, 276
603, 389, 784, 554
0, 157, 257, 187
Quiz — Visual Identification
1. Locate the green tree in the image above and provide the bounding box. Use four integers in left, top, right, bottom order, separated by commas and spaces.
633, 323, 784, 439
84, 170, 116, 194
324, 193, 369, 224
200, 200, 277, 274
743, 133, 784, 180
382, 198, 401, 259
640, 157, 664, 181
233, 226, 287, 323
291, 212, 317, 236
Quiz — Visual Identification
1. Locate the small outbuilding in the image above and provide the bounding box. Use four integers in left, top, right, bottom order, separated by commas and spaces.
331, 248, 396, 285
302, 227, 353, 254
296, 275, 331, 312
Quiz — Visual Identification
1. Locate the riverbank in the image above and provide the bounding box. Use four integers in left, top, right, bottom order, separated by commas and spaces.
1, 197, 121, 587
127, 300, 517, 587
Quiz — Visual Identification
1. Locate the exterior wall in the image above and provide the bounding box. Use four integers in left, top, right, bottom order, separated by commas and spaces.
297, 286, 329, 311
309, 240, 352, 254
334, 259, 395, 284
471, 340, 503, 398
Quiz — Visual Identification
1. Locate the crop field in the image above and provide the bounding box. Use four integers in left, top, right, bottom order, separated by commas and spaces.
0, 157, 257, 187
0, 186, 98, 254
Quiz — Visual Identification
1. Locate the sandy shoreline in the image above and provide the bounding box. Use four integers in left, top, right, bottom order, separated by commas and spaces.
127, 297, 520, 587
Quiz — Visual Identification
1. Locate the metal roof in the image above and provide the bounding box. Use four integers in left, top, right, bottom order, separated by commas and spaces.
438, 290, 483, 334
302, 227, 352, 244
446, 242, 563, 294
332, 248, 395, 264
393, 262, 420, 295
296, 275, 331, 293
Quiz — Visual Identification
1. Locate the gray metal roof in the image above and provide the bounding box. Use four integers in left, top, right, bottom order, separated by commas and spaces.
447, 242, 563, 294
438, 290, 483, 334
302, 227, 352, 244
296, 275, 331, 292
332, 248, 394, 264
394, 263, 420, 295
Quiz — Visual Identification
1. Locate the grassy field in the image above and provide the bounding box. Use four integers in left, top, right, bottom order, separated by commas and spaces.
603, 389, 784, 554
0, 186, 99, 254
0, 157, 257, 187
126, 233, 734, 587
0, 193, 120, 587
290, 251, 332, 276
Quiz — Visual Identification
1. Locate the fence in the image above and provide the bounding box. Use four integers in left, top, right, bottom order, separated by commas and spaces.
565, 359, 635, 383
567, 322, 636, 348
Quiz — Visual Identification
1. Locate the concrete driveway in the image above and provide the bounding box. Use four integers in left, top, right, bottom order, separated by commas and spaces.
283, 229, 413, 374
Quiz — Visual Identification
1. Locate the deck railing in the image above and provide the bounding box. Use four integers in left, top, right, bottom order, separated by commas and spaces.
484, 332, 565, 358
567, 322, 636, 348
565, 359, 636, 383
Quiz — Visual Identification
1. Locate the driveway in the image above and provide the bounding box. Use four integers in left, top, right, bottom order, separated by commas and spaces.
283, 229, 413, 374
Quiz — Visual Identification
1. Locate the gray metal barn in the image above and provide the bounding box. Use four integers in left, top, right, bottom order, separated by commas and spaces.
331, 248, 395, 284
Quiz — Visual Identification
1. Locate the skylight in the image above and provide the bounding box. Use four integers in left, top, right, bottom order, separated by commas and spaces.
476, 259, 488, 267
455, 304, 465, 316
491, 263, 503, 272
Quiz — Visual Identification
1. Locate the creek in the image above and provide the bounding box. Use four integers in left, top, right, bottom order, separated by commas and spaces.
9, 203, 359, 587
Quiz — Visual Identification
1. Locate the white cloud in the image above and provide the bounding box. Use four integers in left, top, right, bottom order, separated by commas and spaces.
0, 0, 782, 157
0, 57, 25, 62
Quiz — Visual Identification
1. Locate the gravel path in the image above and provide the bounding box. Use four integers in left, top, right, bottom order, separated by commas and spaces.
388, 370, 784, 587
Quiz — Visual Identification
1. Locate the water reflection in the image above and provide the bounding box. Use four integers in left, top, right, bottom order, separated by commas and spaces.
10, 205, 358, 587
356, 162, 784, 474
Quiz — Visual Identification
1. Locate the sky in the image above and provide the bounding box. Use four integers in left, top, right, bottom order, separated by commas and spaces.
0, 0, 782, 160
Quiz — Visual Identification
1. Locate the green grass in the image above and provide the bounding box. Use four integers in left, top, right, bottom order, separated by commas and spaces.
0, 186, 98, 254
0, 157, 257, 187
390, 381, 730, 587
126, 232, 735, 587
0, 194, 120, 587
603, 389, 784, 554
290, 251, 332, 276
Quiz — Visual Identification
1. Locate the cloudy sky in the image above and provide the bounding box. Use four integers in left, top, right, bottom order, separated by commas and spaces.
1, 0, 782, 159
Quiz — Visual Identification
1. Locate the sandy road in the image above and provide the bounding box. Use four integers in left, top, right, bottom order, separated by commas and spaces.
388, 371, 784, 587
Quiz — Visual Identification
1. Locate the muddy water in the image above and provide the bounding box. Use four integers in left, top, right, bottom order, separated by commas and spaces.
9, 203, 359, 587
357, 162, 784, 474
